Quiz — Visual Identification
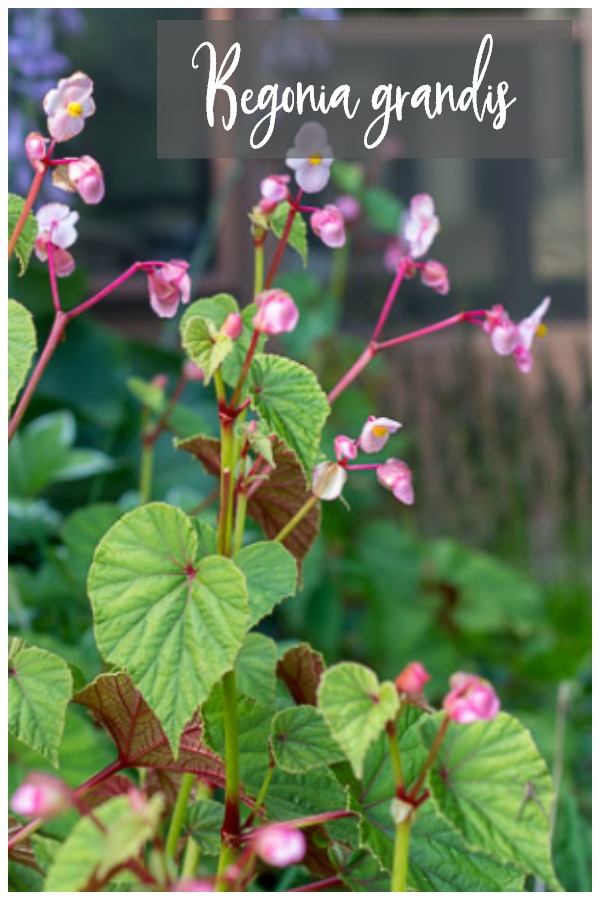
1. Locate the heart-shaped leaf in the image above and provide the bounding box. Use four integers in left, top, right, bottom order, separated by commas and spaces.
270, 705, 345, 774
233, 540, 297, 626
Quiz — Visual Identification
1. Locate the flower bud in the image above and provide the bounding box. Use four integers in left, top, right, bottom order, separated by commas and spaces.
310, 204, 346, 249
376, 459, 414, 505
147, 260, 191, 319
443, 672, 500, 724
184, 361, 205, 382
420, 259, 449, 296
253, 824, 306, 868
260, 174, 290, 205
25, 132, 48, 167
152, 374, 169, 391
395, 662, 431, 696
253, 289, 299, 336
221, 312, 243, 340
311, 461, 347, 501
67, 155, 105, 204
11, 773, 72, 820
334, 434, 357, 462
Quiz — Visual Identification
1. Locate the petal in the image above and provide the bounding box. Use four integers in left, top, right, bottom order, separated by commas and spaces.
42, 87, 61, 115
491, 324, 520, 356
48, 110, 84, 142
294, 163, 330, 193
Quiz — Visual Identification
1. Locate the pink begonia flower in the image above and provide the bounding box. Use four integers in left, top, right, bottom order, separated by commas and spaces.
485, 297, 550, 373
253, 289, 299, 335
421, 259, 450, 296
221, 312, 243, 339
183, 361, 205, 382
11, 773, 72, 820
286, 122, 333, 193
172, 880, 215, 892
401, 193, 440, 259
443, 672, 500, 724
376, 459, 414, 505
34, 203, 79, 276
147, 260, 191, 319
334, 434, 357, 462
395, 661, 431, 696
335, 194, 361, 223
25, 132, 48, 167
43, 71, 96, 142
312, 461, 347, 501
67, 156, 105, 205
260, 174, 290, 205
253, 824, 307, 868
359, 416, 402, 454
310, 204, 346, 249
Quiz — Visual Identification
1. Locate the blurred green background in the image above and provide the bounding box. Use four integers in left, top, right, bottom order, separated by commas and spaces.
9, 8, 590, 891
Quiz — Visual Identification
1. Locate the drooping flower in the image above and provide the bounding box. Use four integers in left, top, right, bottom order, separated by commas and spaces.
443, 672, 500, 724
11, 773, 72, 820
253, 289, 299, 335
286, 122, 333, 193
260, 174, 290, 207
485, 297, 550, 373
334, 434, 357, 462
146, 260, 191, 319
42, 71, 95, 141
34, 202, 79, 276
25, 132, 48, 168
312, 461, 347, 501
60, 155, 105, 205
401, 193, 440, 259
221, 312, 243, 339
376, 459, 414, 505
310, 204, 346, 249
359, 416, 402, 454
253, 824, 307, 868
395, 661, 431, 696
420, 259, 449, 296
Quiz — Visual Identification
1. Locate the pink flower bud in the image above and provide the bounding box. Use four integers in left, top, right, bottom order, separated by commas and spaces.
359, 416, 402, 454
221, 312, 243, 340
421, 260, 450, 296
183, 361, 205, 382
310, 204, 346, 249
443, 672, 500, 724
311, 461, 347, 501
376, 459, 414, 505
260, 174, 290, 204
67, 155, 105, 204
253, 289, 299, 336
11, 773, 72, 820
257, 198, 277, 215
335, 194, 361, 223
253, 824, 306, 868
334, 434, 357, 462
402, 193, 440, 259
25, 132, 48, 167
172, 880, 215, 892
395, 662, 431, 696
152, 374, 169, 391
147, 260, 191, 319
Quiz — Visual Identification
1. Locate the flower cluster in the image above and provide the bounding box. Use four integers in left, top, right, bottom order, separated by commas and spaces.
312, 414, 414, 505
384, 194, 449, 295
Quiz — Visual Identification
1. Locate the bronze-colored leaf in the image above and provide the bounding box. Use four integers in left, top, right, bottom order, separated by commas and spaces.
276, 643, 325, 707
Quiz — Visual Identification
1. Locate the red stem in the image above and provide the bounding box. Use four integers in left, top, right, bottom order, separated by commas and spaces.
327, 343, 376, 405
65, 260, 166, 320
244, 809, 354, 839
8, 167, 46, 260
46, 243, 61, 313
372, 259, 409, 342
290, 877, 345, 892
230, 328, 260, 410
264, 191, 302, 289
408, 716, 450, 801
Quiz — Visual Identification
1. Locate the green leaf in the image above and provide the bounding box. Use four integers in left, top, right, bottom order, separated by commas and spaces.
62, 503, 122, 588
182, 315, 233, 384
265, 766, 346, 825
276, 642, 325, 707
88, 503, 249, 750
9, 193, 37, 276
8, 299, 36, 412
243, 420, 275, 468
233, 540, 297, 627
203, 690, 273, 794
9, 411, 112, 498
420, 711, 558, 886
222, 303, 266, 388
126, 376, 167, 416
271, 202, 308, 266
249, 353, 330, 477
181, 293, 239, 331
270, 705, 345, 773
362, 187, 402, 235
331, 161, 365, 194
44, 794, 164, 891
74, 672, 227, 783
318, 662, 399, 778
185, 799, 224, 856
235, 633, 278, 706
8, 639, 72, 766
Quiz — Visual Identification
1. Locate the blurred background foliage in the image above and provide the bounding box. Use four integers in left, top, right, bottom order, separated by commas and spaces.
8, 7, 590, 891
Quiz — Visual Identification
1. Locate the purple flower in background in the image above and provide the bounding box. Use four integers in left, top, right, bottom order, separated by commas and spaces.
297, 8, 341, 20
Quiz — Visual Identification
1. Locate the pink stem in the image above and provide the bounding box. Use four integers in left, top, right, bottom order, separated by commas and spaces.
66, 260, 166, 320
372, 258, 409, 342
375, 310, 487, 353
327, 343, 376, 405
290, 877, 345, 892
8, 139, 56, 260
264, 190, 302, 288
46, 243, 61, 313
345, 463, 380, 471
230, 328, 261, 410
244, 810, 354, 839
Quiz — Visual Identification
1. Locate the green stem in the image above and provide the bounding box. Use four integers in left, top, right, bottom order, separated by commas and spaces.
244, 760, 275, 828
232, 490, 248, 554
217, 669, 240, 890
274, 495, 319, 544
181, 835, 201, 880
328, 236, 350, 303
165, 773, 195, 861
139, 437, 154, 505
254, 242, 265, 297
391, 820, 411, 892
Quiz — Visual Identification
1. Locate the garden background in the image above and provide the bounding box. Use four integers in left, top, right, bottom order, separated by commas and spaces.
8, 8, 591, 891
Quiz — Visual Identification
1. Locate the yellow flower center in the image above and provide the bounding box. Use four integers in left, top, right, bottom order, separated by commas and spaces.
372, 425, 389, 438
309, 155, 323, 166
535, 323, 547, 338
67, 101, 83, 118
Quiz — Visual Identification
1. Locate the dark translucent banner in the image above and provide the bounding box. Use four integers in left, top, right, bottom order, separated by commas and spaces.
157, 18, 572, 160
